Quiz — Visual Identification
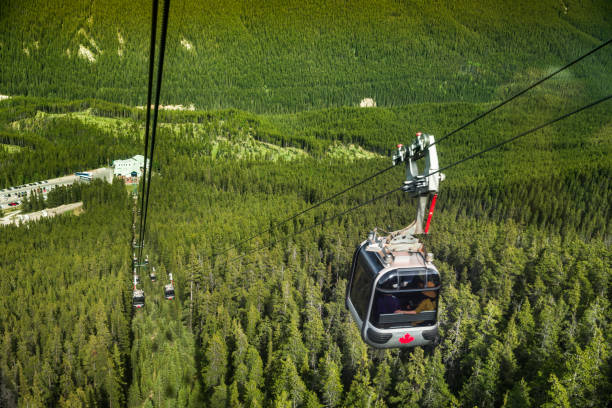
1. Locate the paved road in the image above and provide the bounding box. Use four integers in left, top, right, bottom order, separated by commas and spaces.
0, 168, 112, 209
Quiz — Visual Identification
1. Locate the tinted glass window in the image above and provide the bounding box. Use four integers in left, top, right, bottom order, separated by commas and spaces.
349, 250, 375, 320
370, 269, 440, 329
371, 291, 438, 328
378, 271, 399, 290
427, 273, 441, 286
399, 274, 425, 290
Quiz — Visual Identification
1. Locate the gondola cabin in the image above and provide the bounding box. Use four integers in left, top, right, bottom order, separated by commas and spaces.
346, 230, 440, 348
164, 284, 175, 300
132, 289, 145, 309
346, 132, 444, 348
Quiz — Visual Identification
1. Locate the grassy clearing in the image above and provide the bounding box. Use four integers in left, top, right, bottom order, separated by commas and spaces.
11, 109, 141, 137
1, 143, 22, 153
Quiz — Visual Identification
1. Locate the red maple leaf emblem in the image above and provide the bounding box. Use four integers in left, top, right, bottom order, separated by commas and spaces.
399, 333, 415, 344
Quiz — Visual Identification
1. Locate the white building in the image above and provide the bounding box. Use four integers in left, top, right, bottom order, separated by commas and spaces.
112, 155, 150, 178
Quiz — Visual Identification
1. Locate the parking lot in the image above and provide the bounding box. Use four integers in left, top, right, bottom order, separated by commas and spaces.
0, 180, 56, 209
0, 168, 113, 209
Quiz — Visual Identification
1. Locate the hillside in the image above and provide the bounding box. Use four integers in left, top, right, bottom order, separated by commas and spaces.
0, 0, 611, 406
1, 0, 611, 112
0, 93, 610, 406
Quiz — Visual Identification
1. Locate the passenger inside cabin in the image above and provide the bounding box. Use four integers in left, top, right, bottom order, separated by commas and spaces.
404, 281, 437, 326
376, 282, 401, 314
386, 280, 437, 313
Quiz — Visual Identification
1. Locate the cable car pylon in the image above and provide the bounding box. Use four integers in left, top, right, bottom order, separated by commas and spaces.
346, 132, 444, 348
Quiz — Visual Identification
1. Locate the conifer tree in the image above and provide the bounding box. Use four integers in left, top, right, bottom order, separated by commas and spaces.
319, 352, 343, 408
502, 378, 531, 408
210, 383, 228, 408
541, 374, 571, 408
203, 332, 228, 390
372, 356, 391, 405
343, 365, 376, 408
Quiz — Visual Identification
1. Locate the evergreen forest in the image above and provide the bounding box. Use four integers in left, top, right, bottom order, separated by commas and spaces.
0, 1, 611, 407
1, 0, 612, 112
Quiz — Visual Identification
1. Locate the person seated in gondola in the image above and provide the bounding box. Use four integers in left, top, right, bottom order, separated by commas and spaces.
404, 281, 437, 325
376, 283, 402, 315
384, 276, 424, 314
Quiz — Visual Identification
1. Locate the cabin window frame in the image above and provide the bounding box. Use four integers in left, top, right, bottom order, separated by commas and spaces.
348, 245, 379, 321
368, 268, 440, 329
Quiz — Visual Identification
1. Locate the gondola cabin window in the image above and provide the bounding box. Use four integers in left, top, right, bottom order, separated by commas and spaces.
349, 251, 375, 321
371, 269, 440, 329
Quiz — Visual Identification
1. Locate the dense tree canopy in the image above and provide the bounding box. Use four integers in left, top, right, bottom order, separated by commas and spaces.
1, 92, 609, 406
0, 0, 610, 112
0, 1, 610, 406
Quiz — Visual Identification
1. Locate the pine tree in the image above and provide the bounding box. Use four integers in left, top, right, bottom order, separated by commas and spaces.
270, 355, 307, 407
372, 357, 391, 405
231, 319, 250, 394
105, 344, 124, 408
502, 378, 531, 408
210, 383, 228, 408
390, 347, 427, 407
229, 380, 243, 408
272, 390, 292, 408
319, 352, 343, 408
421, 349, 458, 407
459, 340, 503, 408
203, 332, 228, 390
343, 365, 376, 408
560, 327, 609, 407
541, 374, 570, 408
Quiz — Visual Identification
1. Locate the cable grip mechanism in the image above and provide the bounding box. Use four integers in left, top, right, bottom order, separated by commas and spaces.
391, 132, 445, 236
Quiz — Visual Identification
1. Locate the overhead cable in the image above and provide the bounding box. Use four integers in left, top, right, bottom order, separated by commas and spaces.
433, 38, 611, 147
137, 0, 159, 263
222, 94, 611, 265
139, 0, 171, 264
211, 39, 611, 260
212, 163, 396, 258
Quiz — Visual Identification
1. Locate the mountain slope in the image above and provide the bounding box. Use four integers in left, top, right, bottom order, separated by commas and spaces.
1, 0, 610, 112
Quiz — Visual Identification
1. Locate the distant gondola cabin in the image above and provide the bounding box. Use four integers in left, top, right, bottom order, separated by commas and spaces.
132, 289, 145, 309
164, 284, 175, 300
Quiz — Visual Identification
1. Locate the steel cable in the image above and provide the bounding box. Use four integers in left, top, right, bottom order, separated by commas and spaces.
137, 0, 159, 263
211, 39, 611, 261
223, 95, 611, 265
139, 0, 171, 265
